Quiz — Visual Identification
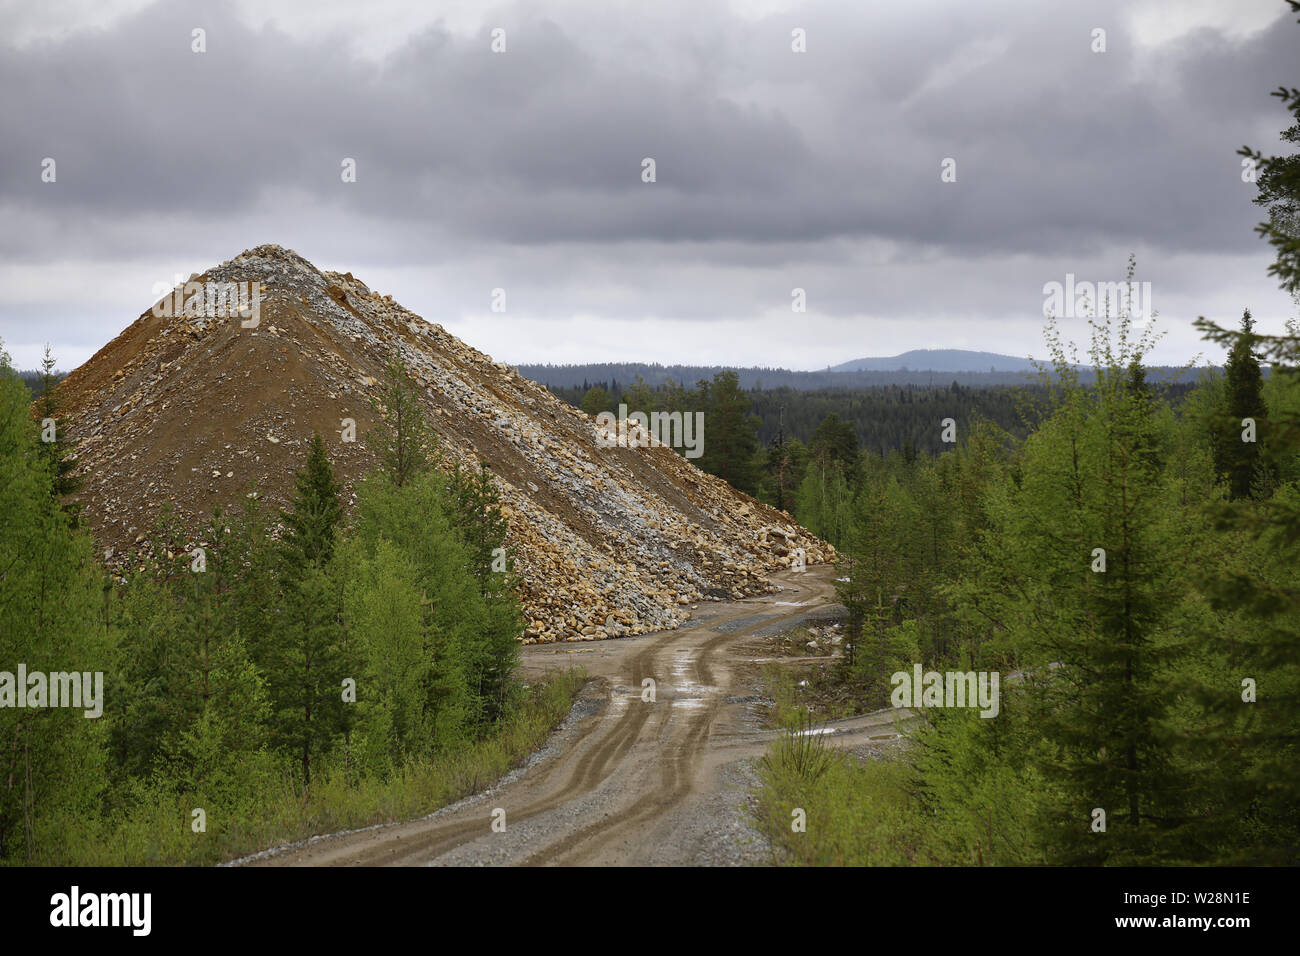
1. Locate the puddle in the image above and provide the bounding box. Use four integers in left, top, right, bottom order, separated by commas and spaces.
671, 698, 708, 710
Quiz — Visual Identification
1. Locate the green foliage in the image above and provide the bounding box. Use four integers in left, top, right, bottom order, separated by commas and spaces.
370, 358, 435, 488
279, 432, 344, 570
695, 370, 761, 494
758, 276, 1300, 865
1236, 1, 1300, 299
259, 437, 353, 786
621, 375, 656, 413
794, 457, 851, 548
808, 412, 860, 479
756, 740, 925, 866
835, 474, 916, 694
446, 461, 522, 725
759, 435, 807, 514
1214, 310, 1270, 499
580, 385, 611, 416
351, 468, 521, 737
0, 346, 548, 864
47, 669, 584, 866
34, 345, 82, 521
0, 347, 113, 862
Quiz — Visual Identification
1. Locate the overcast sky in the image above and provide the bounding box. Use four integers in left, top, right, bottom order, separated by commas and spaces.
1, 0, 1297, 372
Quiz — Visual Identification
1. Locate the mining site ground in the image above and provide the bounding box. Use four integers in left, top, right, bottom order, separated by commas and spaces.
238, 565, 910, 867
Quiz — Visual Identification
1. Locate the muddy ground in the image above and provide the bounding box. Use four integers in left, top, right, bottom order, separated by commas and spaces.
238, 566, 908, 867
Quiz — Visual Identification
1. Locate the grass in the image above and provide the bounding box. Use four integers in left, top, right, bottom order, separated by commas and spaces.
38, 668, 586, 866
754, 722, 928, 866
754, 622, 929, 865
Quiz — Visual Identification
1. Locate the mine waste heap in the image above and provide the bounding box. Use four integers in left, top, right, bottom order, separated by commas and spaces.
54, 244, 834, 642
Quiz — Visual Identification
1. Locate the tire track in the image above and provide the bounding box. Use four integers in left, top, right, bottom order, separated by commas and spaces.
247, 568, 841, 866
516, 588, 832, 865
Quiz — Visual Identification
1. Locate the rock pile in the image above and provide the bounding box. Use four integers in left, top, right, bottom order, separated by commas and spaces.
54, 244, 835, 642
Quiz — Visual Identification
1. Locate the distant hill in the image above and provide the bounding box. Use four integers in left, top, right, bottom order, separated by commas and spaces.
830, 349, 1039, 373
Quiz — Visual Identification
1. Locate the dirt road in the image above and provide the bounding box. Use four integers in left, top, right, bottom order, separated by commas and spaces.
241, 566, 905, 867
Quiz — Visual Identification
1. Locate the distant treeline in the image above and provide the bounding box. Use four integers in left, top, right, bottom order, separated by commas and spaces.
16, 369, 63, 396
519, 361, 1217, 392
547, 377, 1201, 457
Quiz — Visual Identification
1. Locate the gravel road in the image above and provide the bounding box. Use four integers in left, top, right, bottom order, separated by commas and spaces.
240, 566, 906, 867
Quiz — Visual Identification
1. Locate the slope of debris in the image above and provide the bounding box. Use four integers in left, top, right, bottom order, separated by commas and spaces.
54, 244, 834, 642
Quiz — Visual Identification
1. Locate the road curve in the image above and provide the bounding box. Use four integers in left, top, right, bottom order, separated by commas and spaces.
240, 566, 905, 867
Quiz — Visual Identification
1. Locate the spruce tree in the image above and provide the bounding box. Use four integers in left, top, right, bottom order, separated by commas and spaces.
1194, 287, 1300, 858
698, 371, 760, 494
1235, 0, 1300, 298
1007, 318, 1194, 862
445, 461, 520, 726
370, 358, 434, 488
1215, 310, 1270, 499
835, 475, 912, 692
280, 432, 344, 569
265, 433, 350, 787
35, 345, 82, 522
810, 412, 861, 479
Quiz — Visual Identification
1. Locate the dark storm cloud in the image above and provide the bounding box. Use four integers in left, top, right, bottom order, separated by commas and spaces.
0, 0, 1291, 257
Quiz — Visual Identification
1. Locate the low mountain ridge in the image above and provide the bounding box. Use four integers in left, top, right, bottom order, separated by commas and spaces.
829, 349, 1039, 373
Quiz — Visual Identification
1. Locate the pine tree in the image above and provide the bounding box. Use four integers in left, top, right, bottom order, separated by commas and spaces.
370, 358, 434, 488
264, 434, 351, 787
698, 371, 760, 494
1215, 310, 1270, 499
992, 314, 1196, 863
34, 345, 82, 522
581, 385, 611, 417
280, 432, 344, 569
445, 462, 521, 727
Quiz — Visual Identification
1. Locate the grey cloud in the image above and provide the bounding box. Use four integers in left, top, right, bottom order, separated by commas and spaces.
0, 0, 1295, 370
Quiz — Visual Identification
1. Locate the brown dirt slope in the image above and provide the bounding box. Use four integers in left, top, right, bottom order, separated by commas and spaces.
55, 244, 834, 643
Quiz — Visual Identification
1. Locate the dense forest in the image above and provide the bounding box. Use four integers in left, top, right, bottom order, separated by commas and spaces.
750, 36, 1300, 864
753, 306, 1300, 865
550, 373, 1202, 509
